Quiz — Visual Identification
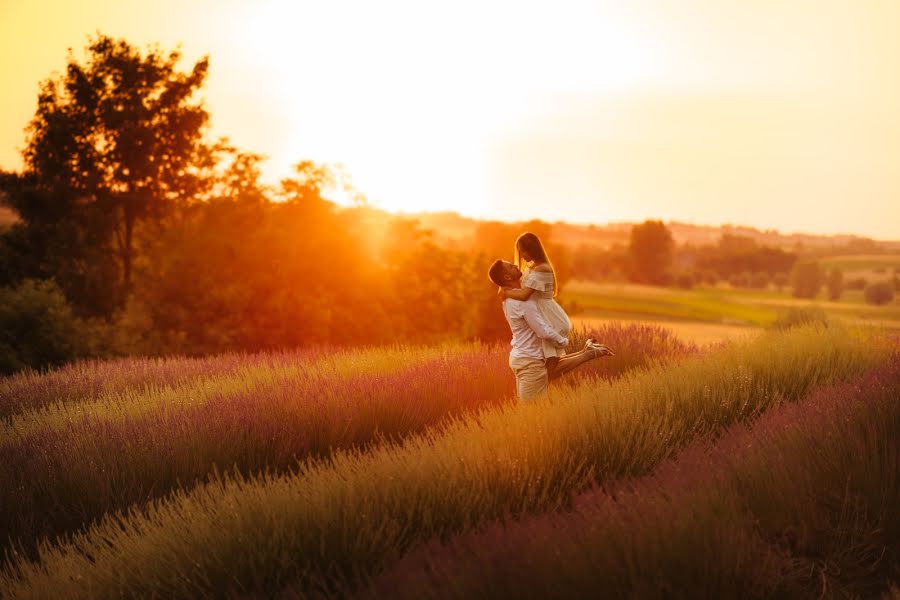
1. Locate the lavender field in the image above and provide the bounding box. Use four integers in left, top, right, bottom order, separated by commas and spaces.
1, 323, 897, 598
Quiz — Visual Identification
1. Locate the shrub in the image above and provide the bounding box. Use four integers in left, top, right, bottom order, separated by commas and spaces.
674, 271, 695, 289
749, 271, 770, 289
727, 272, 753, 288
791, 262, 822, 299
826, 267, 844, 301
772, 273, 789, 292
699, 269, 719, 286
864, 281, 895, 305
0, 279, 100, 375
845, 277, 867, 291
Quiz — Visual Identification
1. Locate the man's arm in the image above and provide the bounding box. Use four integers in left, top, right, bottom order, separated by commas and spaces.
520, 301, 568, 347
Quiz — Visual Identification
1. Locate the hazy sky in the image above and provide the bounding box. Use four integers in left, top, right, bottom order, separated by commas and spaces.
2, 0, 899, 238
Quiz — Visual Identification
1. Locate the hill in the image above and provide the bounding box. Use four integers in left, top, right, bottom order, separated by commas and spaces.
405, 210, 900, 252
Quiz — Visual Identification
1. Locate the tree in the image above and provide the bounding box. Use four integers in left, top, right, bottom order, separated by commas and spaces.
791, 262, 823, 299
863, 281, 894, 305
628, 220, 673, 285
1, 35, 214, 314
826, 268, 843, 301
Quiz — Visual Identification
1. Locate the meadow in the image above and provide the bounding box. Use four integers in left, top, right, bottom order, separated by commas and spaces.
1, 322, 897, 598
564, 275, 900, 345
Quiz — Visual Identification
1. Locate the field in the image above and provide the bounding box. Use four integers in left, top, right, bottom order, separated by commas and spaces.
818, 254, 900, 280
1, 321, 898, 598
563, 278, 900, 345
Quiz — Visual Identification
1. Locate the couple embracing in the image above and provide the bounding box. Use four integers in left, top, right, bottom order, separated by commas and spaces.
489, 233, 613, 401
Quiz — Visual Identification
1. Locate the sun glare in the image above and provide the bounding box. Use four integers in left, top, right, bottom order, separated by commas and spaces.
212, 0, 669, 219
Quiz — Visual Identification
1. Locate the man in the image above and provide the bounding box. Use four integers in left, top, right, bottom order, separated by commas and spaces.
488, 259, 612, 401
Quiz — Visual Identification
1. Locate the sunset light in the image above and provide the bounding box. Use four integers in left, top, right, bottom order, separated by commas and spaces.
2, 2, 900, 597
4, 0, 897, 236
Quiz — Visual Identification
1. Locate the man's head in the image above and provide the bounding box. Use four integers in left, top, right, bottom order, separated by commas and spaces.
488, 259, 522, 287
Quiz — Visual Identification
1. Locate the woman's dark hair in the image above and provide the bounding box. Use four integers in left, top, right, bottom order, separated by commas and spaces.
514, 232, 557, 296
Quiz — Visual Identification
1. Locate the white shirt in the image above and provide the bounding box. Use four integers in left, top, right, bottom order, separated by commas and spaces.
502, 298, 569, 360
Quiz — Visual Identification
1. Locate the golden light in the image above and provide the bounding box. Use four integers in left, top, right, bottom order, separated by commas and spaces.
1, 0, 899, 236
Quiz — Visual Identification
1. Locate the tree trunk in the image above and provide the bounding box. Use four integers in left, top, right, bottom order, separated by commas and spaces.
123, 203, 134, 292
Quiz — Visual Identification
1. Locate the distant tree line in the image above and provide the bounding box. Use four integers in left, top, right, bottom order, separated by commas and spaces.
570, 221, 897, 306
568, 223, 799, 289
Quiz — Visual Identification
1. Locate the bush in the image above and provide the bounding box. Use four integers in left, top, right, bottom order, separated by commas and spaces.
748, 271, 770, 289
863, 281, 895, 305
674, 271, 695, 289
770, 307, 828, 331
791, 262, 822, 299
728, 272, 752, 288
772, 273, 789, 292
845, 277, 867, 291
826, 267, 843, 301
0, 279, 101, 374
699, 269, 718, 286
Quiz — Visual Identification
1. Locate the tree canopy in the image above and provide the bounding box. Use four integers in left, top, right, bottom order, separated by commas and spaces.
628, 220, 674, 284
2, 35, 215, 313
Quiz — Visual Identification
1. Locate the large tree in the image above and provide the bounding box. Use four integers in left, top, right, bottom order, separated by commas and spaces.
791, 262, 823, 299
628, 220, 674, 284
1, 35, 215, 313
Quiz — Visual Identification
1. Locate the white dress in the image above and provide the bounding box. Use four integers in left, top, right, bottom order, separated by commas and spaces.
522, 268, 572, 359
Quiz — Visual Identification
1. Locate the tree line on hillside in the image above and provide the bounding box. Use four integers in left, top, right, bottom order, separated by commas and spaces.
572, 221, 897, 303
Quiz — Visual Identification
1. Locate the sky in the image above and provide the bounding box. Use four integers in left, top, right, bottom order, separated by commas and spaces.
2, 0, 899, 239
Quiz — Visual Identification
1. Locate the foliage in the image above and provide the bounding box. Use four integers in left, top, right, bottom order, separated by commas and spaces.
863, 281, 895, 306
628, 220, 674, 284
826, 267, 844, 301
570, 243, 628, 282
749, 271, 770, 289
791, 261, 823, 299
0, 35, 215, 315
692, 234, 796, 280
772, 272, 789, 291
845, 276, 867, 291
0, 279, 105, 375
674, 271, 695, 289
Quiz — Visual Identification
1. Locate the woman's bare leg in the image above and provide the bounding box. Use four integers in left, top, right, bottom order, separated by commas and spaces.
547, 348, 596, 381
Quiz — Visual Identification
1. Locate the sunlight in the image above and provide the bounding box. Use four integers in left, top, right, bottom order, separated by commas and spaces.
214, 0, 667, 217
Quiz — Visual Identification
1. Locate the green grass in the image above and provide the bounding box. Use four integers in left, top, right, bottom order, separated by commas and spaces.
562, 280, 900, 335
563, 282, 778, 326
817, 253, 900, 273
1, 326, 890, 598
